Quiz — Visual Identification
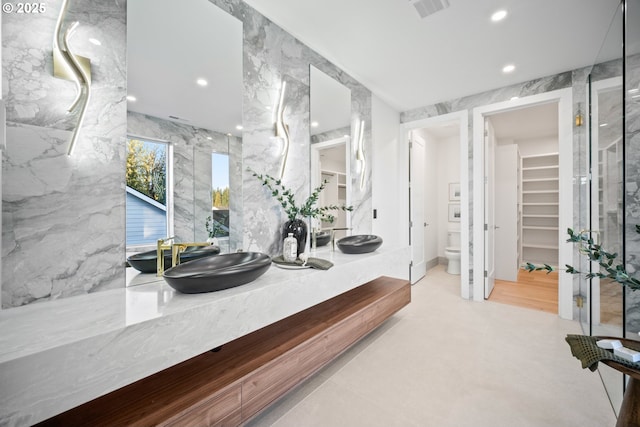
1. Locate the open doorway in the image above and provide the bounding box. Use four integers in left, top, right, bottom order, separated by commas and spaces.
403, 111, 468, 294
485, 103, 560, 313
473, 88, 574, 319
310, 136, 351, 234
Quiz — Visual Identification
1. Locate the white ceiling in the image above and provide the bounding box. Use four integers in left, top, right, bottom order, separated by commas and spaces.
244, 0, 622, 112
127, 0, 624, 137
127, 0, 243, 136
490, 103, 558, 140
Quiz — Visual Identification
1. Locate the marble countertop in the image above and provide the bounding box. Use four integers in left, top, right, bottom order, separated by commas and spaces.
0, 245, 409, 426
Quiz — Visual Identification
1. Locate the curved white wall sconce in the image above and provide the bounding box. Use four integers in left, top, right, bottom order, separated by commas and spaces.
355, 119, 366, 190
275, 80, 290, 179
53, 0, 92, 156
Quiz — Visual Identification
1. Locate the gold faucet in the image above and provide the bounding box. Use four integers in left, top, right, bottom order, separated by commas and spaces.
331, 227, 351, 251
156, 237, 175, 276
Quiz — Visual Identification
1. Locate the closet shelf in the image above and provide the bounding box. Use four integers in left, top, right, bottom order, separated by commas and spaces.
522, 178, 559, 183
522, 190, 559, 194
522, 165, 559, 171
522, 243, 559, 250
520, 152, 559, 269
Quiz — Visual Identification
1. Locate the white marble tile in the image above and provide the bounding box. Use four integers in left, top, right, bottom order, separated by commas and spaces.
2, 0, 126, 308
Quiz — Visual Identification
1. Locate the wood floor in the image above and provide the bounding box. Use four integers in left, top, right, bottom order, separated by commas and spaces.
489, 269, 558, 313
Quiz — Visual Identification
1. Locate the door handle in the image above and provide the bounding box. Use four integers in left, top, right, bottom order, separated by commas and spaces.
494, 226, 500, 229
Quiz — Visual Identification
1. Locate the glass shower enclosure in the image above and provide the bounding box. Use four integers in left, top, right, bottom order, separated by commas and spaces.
579, 0, 640, 415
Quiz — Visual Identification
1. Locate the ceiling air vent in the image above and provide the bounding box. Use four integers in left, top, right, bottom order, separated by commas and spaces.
409, 0, 450, 19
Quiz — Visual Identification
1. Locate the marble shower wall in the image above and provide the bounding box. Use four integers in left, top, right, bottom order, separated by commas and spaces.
2, 0, 126, 308
127, 112, 243, 252
211, 0, 373, 255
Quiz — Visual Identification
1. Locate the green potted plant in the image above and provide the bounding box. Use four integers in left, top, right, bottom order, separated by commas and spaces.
251, 170, 353, 256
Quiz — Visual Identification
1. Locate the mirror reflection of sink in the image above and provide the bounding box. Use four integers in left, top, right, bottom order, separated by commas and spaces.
127, 245, 221, 274
314, 231, 331, 247
337, 235, 383, 254
163, 252, 271, 293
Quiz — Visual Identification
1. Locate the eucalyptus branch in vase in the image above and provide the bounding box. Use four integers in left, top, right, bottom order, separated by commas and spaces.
250, 169, 353, 223
250, 169, 353, 256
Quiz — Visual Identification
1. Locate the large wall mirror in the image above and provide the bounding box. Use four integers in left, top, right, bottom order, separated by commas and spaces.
309, 66, 352, 237
126, 0, 243, 282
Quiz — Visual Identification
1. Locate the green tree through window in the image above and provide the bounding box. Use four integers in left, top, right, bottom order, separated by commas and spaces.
127, 139, 167, 205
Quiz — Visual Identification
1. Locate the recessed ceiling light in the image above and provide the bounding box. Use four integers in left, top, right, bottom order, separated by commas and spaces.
491, 10, 507, 22
510, 96, 519, 100
89, 38, 102, 46
311, 121, 319, 127
196, 78, 208, 87
126, 95, 137, 102
206, 136, 213, 140
227, 133, 232, 136
599, 123, 608, 127
502, 64, 515, 73
630, 88, 639, 94
236, 125, 243, 130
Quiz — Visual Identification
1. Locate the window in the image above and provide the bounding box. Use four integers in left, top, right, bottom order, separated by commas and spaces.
126, 137, 170, 246
210, 152, 230, 237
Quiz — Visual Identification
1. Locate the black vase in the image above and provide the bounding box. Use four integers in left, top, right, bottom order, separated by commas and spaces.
283, 219, 307, 256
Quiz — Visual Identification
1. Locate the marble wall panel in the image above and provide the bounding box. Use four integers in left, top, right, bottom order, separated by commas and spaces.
3, 0, 373, 306
2, 0, 126, 308
310, 126, 351, 144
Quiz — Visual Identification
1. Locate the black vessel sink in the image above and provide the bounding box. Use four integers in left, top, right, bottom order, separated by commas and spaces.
337, 235, 383, 254
163, 252, 271, 293
314, 231, 331, 247
127, 245, 221, 274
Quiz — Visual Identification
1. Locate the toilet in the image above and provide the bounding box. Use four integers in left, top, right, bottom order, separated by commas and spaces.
444, 229, 461, 275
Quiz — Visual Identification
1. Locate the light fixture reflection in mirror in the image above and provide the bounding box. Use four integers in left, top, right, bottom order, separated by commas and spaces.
275, 80, 290, 179
355, 119, 366, 190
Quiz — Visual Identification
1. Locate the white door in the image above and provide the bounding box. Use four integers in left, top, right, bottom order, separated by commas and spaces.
484, 119, 496, 298
494, 144, 519, 282
410, 134, 426, 283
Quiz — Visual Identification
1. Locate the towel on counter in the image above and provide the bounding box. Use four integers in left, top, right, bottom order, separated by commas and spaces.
565, 334, 640, 372
272, 255, 334, 270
